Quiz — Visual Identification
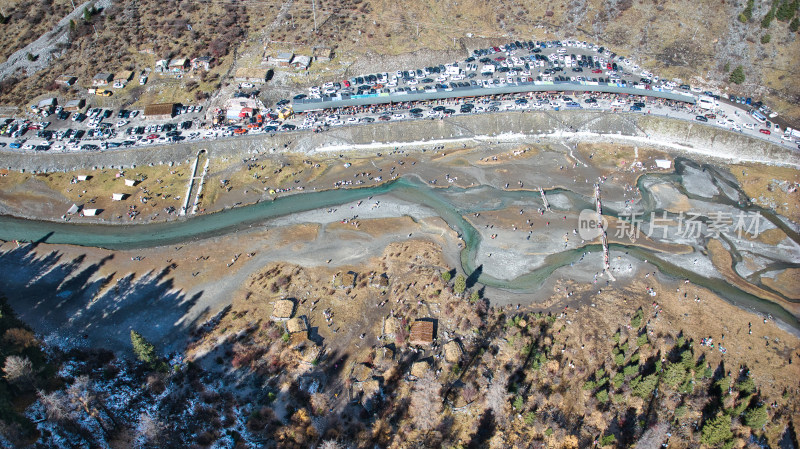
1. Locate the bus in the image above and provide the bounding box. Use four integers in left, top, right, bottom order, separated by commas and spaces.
750, 109, 766, 122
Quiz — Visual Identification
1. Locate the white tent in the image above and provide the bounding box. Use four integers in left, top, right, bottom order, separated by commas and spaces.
124, 179, 136, 187
83, 209, 99, 216
77, 175, 88, 181
112, 193, 125, 201
655, 159, 672, 169
67, 204, 80, 215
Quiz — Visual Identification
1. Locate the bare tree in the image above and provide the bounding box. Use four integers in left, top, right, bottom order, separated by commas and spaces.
38, 390, 75, 422
67, 375, 116, 436
461, 383, 478, 404
135, 412, 162, 446
635, 422, 669, 449
3, 355, 34, 390
319, 440, 345, 449
485, 370, 510, 424
410, 370, 443, 432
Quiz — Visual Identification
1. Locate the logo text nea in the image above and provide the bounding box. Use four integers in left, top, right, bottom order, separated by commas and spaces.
578, 209, 607, 240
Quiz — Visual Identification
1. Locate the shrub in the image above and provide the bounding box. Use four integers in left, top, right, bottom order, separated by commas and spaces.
441, 271, 451, 283
630, 309, 644, 328
623, 364, 639, 377
730, 66, 746, 84
791, 17, 799, 31
614, 353, 625, 366
637, 334, 649, 347
596, 389, 609, 404
761, 34, 771, 44
600, 434, 617, 446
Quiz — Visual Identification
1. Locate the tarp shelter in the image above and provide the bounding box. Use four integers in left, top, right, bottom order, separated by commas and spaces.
112, 193, 125, 201
77, 175, 88, 181
83, 209, 99, 216
655, 159, 672, 169
124, 179, 136, 187
38, 98, 57, 109
67, 204, 80, 215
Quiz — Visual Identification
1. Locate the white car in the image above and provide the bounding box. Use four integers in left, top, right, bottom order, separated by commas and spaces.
240, 82, 254, 89
116, 120, 128, 127
392, 114, 406, 120
52, 144, 64, 151
346, 117, 358, 124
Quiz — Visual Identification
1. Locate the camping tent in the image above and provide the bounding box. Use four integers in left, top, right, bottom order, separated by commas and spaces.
83, 209, 99, 216
67, 204, 80, 215
124, 179, 136, 187
112, 193, 125, 201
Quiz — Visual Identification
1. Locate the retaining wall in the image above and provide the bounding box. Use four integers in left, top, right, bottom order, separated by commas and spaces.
0, 111, 796, 172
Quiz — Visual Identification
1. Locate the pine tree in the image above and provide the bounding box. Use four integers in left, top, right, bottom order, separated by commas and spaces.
453, 274, 466, 294
701, 414, 733, 446
130, 330, 157, 365
729, 66, 745, 84
469, 290, 480, 303
744, 405, 768, 429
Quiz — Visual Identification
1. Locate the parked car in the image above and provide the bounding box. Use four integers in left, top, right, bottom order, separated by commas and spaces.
759, 129, 771, 135
695, 115, 708, 122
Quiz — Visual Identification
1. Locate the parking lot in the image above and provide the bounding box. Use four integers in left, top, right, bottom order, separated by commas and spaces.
0, 39, 798, 155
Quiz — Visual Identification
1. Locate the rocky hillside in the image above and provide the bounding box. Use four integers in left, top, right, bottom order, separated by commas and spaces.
0, 0, 797, 121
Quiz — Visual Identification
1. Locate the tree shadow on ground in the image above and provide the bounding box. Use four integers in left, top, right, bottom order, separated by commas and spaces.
0, 243, 205, 355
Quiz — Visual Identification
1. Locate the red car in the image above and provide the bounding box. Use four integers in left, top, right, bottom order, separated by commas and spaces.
592, 69, 602, 74
146, 134, 158, 139
759, 129, 771, 135
343, 80, 350, 88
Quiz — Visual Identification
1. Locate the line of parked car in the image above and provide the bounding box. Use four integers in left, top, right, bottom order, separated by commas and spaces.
1, 103, 205, 151
293, 39, 693, 107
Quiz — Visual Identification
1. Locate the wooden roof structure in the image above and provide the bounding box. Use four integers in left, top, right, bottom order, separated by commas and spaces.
409, 320, 435, 345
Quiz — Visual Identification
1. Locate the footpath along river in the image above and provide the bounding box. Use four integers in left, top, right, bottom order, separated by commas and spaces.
1, 166, 798, 330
